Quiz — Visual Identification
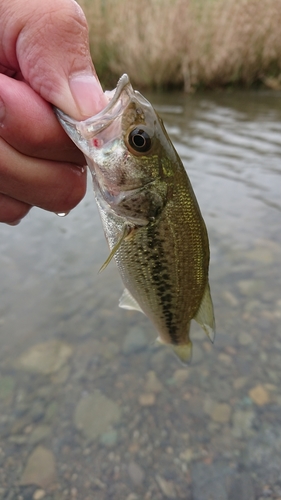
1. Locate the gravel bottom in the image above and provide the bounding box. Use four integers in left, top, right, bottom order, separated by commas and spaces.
1, 239, 281, 500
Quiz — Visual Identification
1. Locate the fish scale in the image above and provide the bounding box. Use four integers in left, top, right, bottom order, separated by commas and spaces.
55, 74, 215, 363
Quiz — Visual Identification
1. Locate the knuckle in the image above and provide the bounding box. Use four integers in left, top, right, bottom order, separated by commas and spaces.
24, 1, 89, 60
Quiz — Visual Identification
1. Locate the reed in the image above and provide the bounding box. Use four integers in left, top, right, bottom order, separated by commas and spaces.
79, 0, 281, 90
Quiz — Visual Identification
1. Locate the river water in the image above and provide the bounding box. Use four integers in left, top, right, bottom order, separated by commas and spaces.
0, 89, 281, 500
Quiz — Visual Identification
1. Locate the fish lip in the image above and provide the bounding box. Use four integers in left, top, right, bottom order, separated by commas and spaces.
55, 74, 132, 137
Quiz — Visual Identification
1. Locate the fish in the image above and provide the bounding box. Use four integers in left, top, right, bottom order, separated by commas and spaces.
55, 74, 215, 363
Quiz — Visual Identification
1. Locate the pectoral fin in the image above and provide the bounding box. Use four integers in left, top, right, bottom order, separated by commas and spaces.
194, 282, 215, 343
99, 224, 131, 273
119, 288, 144, 314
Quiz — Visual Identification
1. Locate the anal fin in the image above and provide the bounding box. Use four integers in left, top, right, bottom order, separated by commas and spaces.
194, 282, 215, 343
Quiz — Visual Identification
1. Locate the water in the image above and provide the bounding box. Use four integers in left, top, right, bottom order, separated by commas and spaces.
0, 90, 281, 499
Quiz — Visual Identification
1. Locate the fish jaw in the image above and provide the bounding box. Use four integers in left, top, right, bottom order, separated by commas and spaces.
55, 73, 156, 169
54, 74, 132, 158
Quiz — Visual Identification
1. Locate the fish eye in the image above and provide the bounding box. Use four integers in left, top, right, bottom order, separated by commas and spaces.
128, 128, 152, 153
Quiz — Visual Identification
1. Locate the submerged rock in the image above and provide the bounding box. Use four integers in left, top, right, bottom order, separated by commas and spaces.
128, 461, 145, 486
138, 393, 156, 406
191, 461, 236, 500
232, 409, 255, 438
210, 403, 232, 424
248, 384, 270, 406
74, 391, 121, 441
20, 446, 57, 488
17, 340, 73, 374
33, 490, 46, 500
144, 370, 163, 393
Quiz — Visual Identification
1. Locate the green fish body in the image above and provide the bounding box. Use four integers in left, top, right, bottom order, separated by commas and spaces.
56, 74, 215, 363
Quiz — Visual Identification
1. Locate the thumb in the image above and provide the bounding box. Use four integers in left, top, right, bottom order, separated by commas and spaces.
14, 0, 106, 118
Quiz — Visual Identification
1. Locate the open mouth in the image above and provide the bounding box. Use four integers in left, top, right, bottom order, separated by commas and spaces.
55, 74, 133, 139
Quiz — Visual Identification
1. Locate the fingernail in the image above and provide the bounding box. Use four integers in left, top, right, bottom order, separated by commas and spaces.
0, 96, 6, 125
69, 73, 107, 118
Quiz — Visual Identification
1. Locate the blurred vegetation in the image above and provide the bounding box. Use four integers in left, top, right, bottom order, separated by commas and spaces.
79, 0, 281, 91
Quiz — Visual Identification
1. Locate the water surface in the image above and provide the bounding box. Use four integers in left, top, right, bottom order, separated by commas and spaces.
0, 89, 281, 500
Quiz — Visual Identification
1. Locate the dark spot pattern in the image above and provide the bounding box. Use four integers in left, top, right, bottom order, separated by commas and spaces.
145, 224, 180, 344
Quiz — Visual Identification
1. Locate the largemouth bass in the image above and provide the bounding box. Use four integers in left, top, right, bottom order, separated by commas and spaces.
56, 74, 215, 363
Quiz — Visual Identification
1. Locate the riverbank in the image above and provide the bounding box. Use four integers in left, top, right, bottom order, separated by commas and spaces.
79, 0, 281, 91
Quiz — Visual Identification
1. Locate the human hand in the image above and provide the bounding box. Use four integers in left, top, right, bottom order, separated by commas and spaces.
0, 0, 107, 225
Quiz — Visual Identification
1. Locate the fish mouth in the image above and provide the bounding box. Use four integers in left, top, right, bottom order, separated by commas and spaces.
55, 74, 133, 141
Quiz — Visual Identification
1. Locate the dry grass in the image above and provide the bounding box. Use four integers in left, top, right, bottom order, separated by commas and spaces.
79, 0, 281, 90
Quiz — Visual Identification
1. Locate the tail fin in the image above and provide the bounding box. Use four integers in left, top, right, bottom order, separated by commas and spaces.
156, 336, 192, 365
172, 342, 193, 365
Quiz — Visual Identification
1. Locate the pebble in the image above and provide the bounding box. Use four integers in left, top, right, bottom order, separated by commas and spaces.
20, 446, 57, 488
18, 340, 73, 374
210, 403, 231, 424
169, 368, 189, 385
233, 377, 247, 389
138, 393, 156, 406
33, 490, 46, 500
91, 478, 106, 489
232, 409, 255, 438
8, 435, 28, 444
249, 384, 270, 406
180, 448, 194, 463
74, 391, 121, 441
222, 290, 239, 307
238, 332, 253, 346
237, 279, 262, 297
218, 353, 233, 365
144, 370, 163, 393
155, 474, 177, 498
203, 396, 215, 416
29, 425, 52, 444
128, 461, 145, 486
